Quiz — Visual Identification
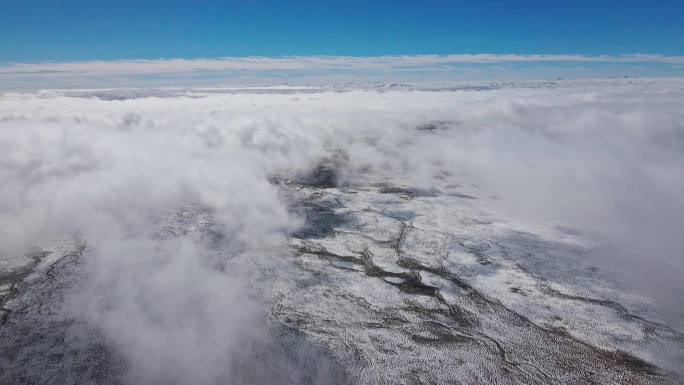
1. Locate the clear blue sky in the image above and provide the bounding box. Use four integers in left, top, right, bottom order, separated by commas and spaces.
1, 0, 683, 62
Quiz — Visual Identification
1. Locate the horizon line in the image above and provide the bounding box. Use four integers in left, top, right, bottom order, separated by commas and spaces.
2, 53, 684, 74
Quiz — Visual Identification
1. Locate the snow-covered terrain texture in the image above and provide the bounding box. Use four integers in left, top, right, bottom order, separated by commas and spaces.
1, 78, 684, 384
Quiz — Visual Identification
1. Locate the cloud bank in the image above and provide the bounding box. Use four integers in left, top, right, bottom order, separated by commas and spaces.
1, 79, 683, 381
2, 54, 683, 89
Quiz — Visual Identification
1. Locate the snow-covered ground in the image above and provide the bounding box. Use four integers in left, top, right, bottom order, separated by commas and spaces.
1, 78, 683, 384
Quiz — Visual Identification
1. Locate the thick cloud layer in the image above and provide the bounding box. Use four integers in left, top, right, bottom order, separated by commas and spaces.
1, 79, 683, 381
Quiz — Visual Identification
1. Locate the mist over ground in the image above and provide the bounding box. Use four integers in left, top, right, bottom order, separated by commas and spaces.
1, 78, 683, 383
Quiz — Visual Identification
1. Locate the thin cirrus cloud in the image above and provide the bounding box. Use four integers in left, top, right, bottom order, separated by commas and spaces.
1, 54, 684, 89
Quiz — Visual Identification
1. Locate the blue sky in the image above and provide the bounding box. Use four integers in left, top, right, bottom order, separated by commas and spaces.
1, 0, 683, 88
1, 0, 683, 62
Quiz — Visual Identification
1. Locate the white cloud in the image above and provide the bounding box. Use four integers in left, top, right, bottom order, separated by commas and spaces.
2, 54, 683, 89
2, 54, 684, 75
1, 79, 683, 380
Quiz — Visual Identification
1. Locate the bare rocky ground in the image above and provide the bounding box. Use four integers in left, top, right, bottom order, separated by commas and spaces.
1, 160, 683, 385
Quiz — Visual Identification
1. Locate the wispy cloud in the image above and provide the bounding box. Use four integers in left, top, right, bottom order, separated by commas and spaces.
2, 54, 684, 74
1, 54, 683, 89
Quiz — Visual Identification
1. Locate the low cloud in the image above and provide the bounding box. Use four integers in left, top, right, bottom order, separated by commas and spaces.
3, 54, 684, 75
1, 79, 683, 381
2, 54, 684, 89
